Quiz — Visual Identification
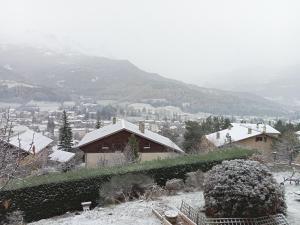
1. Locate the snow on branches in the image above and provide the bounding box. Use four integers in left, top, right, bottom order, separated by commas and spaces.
204, 159, 286, 218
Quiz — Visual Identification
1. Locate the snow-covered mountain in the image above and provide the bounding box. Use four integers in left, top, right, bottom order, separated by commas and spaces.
0, 44, 289, 116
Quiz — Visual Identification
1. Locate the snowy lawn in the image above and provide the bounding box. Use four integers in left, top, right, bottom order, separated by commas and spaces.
29, 192, 203, 225
30, 172, 299, 225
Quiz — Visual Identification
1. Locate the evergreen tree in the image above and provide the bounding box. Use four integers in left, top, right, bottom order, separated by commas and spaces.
274, 120, 300, 133
95, 110, 101, 129
183, 121, 204, 153
95, 119, 101, 129
159, 122, 179, 143
58, 110, 73, 152
47, 117, 55, 134
274, 120, 285, 133
101, 105, 117, 120
183, 117, 231, 153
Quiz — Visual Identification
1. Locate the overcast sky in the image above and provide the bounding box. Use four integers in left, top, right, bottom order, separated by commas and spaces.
1, 0, 300, 85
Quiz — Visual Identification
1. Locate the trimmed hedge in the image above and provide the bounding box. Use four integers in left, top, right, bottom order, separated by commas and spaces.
0, 148, 253, 223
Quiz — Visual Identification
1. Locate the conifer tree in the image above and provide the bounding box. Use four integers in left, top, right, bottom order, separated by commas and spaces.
58, 110, 73, 152
95, 119, 101, 129
47, 117, 55, 134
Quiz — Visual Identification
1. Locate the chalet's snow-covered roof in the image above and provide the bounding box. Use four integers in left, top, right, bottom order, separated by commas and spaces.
9, 129, 53, 154
231, 123, 280, 134
206, 123, 280, 147
78, 119, 184, 153
49, 147, 75, 163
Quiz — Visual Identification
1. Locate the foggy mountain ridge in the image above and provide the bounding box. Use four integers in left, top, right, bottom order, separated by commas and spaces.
205, 66, 300, 107
0, 44, 289, 116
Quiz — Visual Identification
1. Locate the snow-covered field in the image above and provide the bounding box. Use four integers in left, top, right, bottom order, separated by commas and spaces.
30, 172, 300, 225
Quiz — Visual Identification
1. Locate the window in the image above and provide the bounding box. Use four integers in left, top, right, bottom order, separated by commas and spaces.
113, 143, 124, 152
255, 136, 263, 142
101, 145, 109, 150
144, 143, 151, 149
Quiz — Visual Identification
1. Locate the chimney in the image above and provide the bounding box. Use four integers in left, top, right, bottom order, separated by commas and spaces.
32, 145, 36, 156
263, 125, 267, 133
112, 117, 117, 124
216, 132, 220, 139
248, 128, 252, 134
139, 121, 145, 133
226, 133, 232, 143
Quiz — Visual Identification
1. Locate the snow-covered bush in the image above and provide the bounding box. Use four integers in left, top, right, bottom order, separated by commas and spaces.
165, 178, 184, 194
204, 159, 286, 218
142, 184, 167, 200
99, 174, 154, 204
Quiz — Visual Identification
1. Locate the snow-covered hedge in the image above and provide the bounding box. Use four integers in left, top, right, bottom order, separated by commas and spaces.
0, 148, 253, 223
204, 160, 286, 218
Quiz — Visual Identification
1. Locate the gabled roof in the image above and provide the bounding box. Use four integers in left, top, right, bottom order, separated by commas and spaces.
78, 119, 184, 153
9, 129, 53, 154
206, 123, 280, 147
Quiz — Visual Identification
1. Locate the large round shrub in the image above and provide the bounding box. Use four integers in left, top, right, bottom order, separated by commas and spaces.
203, 160, 286, 218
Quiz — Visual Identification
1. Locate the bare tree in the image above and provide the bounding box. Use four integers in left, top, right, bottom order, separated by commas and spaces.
273, 131, 300, 165
0, 109, 40, 190
123, 143, 135, 163
123, 135, 140, 163
0, 109, 23, 190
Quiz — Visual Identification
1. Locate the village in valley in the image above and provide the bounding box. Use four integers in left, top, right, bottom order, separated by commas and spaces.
2, 99, 300, 171
1, 98, 300, 225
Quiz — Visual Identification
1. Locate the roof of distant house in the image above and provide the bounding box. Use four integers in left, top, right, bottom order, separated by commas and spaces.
49, 147, 75, 163
9, 128, 53, 154
78, 119, 184, 153
206, 123, 280, 147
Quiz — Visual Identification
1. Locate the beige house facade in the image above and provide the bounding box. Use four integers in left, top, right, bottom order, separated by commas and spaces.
205, 123, 280, 155
85, 152, 178, 168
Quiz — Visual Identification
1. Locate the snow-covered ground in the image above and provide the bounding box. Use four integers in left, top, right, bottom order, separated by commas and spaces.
30, 192, 203, 225
274, 172, 300, 225
30, 172, 299, 225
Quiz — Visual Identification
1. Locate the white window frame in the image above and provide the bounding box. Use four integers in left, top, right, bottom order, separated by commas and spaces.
144, 143, 151, 149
